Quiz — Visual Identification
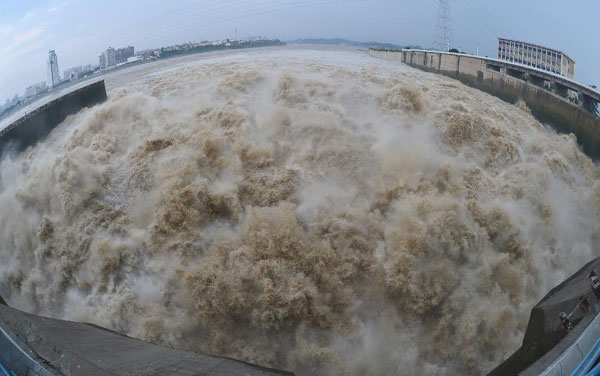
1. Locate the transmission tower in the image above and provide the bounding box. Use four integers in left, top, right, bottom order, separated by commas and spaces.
433, 0, 452, 52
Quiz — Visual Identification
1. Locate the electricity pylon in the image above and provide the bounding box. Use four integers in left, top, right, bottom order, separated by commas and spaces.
433, 0, 452, 52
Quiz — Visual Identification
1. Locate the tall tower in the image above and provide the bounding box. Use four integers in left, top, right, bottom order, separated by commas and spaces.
433, 0, 452, 52
47, 50, 60, 88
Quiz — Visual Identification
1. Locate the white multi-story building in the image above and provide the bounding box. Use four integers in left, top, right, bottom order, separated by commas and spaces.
105, 47, 116, 68
47, 50, 60, 87
99, 46, 134, 69
497, 38, 575, 78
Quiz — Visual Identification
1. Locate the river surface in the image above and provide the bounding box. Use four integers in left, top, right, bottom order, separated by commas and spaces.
0, 46, 599, 375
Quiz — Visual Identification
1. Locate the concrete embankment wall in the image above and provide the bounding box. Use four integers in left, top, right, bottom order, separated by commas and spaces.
0, 303, 294, 376
0, 80, 108, 155
370, 50, 600, 160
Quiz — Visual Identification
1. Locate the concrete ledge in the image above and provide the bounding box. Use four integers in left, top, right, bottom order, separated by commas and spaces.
0, 324, 55, 376
0, 80, 108, 155
0, 304, 293, 376
486, 257, 600, 376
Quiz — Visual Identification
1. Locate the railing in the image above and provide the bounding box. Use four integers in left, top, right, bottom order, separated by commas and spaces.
571, 337, 600, 375
0, 324, 54, 376
0, 360, 16, 376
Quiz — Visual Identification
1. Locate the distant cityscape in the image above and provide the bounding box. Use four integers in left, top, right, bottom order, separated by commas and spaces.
0, 36, 283, 118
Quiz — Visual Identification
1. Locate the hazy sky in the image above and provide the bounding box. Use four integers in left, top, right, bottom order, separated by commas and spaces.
1, 0, 599, 103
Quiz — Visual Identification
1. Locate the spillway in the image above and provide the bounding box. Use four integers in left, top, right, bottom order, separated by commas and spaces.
0, 47, 598, 375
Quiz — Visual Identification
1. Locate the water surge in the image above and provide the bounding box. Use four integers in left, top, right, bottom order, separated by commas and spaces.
0, 49, 598, 375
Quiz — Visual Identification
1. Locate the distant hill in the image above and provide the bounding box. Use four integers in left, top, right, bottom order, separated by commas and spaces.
287, 38, 421, 50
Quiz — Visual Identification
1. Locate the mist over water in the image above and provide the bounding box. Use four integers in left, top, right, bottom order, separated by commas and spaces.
0, 48, 599, 375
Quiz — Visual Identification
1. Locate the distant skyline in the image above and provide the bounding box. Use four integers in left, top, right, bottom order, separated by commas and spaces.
1, 0, 599, 103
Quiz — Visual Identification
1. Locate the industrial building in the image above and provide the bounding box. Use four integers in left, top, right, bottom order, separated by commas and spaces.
497, 38, 575, 78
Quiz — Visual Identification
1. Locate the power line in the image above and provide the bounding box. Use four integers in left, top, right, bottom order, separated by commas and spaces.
458, 0, 503, 37
450, 0, 507, 56
451, 0, 498, 43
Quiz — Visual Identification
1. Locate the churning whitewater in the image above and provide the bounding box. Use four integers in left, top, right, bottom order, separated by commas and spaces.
0, 48, 599, 375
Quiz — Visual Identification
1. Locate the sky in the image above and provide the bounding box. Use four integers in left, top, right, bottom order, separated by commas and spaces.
1, 0, 599, 103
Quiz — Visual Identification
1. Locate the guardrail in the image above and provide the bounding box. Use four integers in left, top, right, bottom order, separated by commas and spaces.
531, 313, 600, 376
0, 325, 54, 376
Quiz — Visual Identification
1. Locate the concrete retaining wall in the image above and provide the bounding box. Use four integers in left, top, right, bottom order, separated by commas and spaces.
0, 80, 108, 156
0, 304, 294, 376
369, 50, 600, 160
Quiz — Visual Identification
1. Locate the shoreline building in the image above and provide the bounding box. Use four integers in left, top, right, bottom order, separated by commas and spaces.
99, 46, 134, 69
63, 64, 93, 81
105, 47, 116, 68
115, 46, 134, 64
497, 38, 575, 78
24, 81, 48, 98
47, 50, 60, 87
99, 47, 116, 69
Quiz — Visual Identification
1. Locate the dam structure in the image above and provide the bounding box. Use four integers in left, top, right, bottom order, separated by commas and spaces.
369, 49, 600, 159
1, 46, 599, 376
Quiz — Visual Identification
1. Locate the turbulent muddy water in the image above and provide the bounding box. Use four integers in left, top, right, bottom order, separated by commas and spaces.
1, 48, 599, 375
